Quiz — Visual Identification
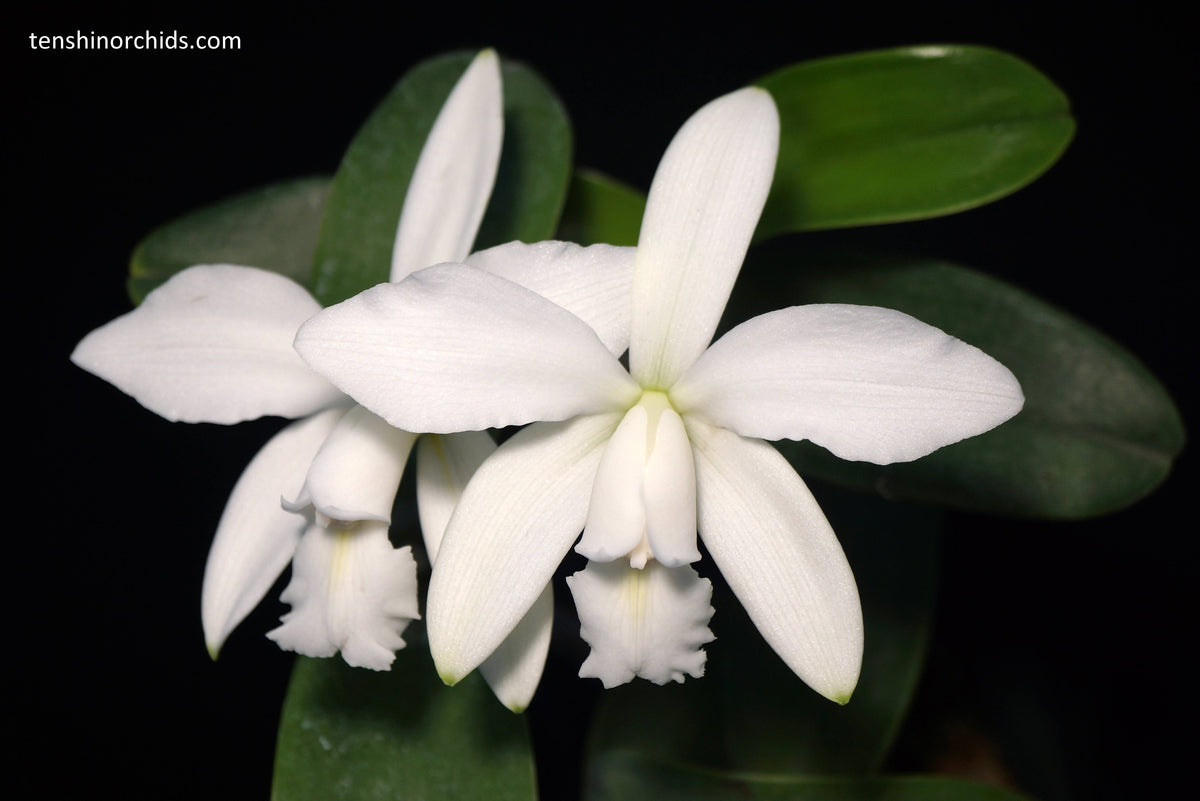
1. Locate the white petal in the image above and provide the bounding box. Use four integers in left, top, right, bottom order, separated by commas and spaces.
295, 264, 640, 433
688, 419, 862, 703
416, 431, 497, 560
202, 407, 346, 657
391, 49, 503, 282
674, 304, 1026, 464
629, 88, 779, 389
465, 240, 636, 356
289, 405, 417, 524
267, 520, 420, 670
643, 407, 699, 567
567, 560, 714, 688
418, 433, 553, 712
71, 265, 343, 424
577, 405, 648, 563
427, 413, 622, 683
478, 585, 554, 712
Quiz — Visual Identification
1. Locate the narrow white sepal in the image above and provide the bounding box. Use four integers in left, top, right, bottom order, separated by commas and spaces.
416, 431, 497, 561
673, 304, 1026, 464
201, 407, 346, 657
295, 264, 640, 434
479, 585, 554, 712
465, 240, 636, 356
391, 49, 503, 282
567, 559, 714, 688
71, 265, 343, 424
427, 413, 621, 683
287, 404, 418, 524
688, 419, 862, 703
643, 407, 699, 567
267, 520, 420, 671
630, 88, 779, 389
577, 406, 648, 563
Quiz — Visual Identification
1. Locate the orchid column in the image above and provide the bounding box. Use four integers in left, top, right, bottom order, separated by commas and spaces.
295, 87, 1025, 702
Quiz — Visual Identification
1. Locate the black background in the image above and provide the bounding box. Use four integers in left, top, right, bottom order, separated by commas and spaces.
19, 2, 1193, 799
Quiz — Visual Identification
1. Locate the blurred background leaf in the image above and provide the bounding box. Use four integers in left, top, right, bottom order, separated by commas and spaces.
587, 751, 1034, 801
557, 169, 645, 246
127, 176, 329, 304
272, 630, 537, 801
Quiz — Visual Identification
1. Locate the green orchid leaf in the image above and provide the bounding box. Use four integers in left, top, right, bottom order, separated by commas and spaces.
732, 248, 1185, 518
755, 45, 1074, 237
272, 635, 537, 801
311, 50, 571, 307
714, 486, 940, 774
126, 176, 330, 304
557, 168, 646, 246
587, 751, 1034, 801
587, 488, 939, 776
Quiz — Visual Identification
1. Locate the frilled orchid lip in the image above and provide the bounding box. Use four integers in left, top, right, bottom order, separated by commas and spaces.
294, 87, 1024, 702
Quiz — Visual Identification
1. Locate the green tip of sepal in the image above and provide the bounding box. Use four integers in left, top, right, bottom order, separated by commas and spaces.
505, 701, 527, 714
831, 690, 854, 706
206, 642, 221, 662
438, 669, 462, 687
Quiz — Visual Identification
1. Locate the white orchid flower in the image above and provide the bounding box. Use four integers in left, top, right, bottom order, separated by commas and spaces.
71, 50, 635, 709
294, 87, 1025, 703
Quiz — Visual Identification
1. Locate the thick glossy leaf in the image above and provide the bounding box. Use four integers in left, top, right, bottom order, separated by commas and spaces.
272, 632, 537, 801
732, 249, 1185, 518
586, 488, 939, 775
557, 169, 645, 246
127, 176, 330, 304
755, 45, 1074, 237
311, 51, 571, 307
587, 751, 1033, 801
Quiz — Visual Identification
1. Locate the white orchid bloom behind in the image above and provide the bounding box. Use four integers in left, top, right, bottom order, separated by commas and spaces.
295, 87, 1025, 703
71, 52, 603, 708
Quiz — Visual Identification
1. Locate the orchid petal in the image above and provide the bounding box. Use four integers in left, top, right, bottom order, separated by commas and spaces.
417, 431, 551, 711
643, 407, 699, 567
201, 407, 346, 657
688, 419, 862, 703
465, 240, 636, 356
415, 431, 497, 560
674, 304, 1026, 464
577, 405, 648, 563
391, 49, 503, 282
71, 265, 343, 424
295, 264, 640, 433
566, 560, 714, 688
629, 88, 779, 389
427, 412, 622, 683
478, 585, 554, 713
287, 404, 417, 524
267, 520, 420, 670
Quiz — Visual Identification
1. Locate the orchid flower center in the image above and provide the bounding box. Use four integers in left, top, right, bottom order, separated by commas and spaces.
576, 391, 700, 569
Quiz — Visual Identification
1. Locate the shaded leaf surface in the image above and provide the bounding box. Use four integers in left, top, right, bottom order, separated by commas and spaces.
272, 634, 537, 801
588, 751, 1034, 801
127, 176, 329, 303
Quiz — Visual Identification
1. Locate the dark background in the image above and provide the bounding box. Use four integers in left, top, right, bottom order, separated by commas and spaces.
19, 2, 1192, 799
